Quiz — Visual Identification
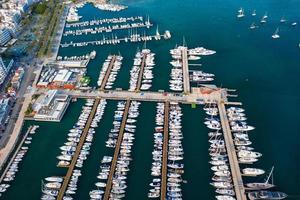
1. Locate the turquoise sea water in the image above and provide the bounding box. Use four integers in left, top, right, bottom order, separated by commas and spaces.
1, 0, 300, 199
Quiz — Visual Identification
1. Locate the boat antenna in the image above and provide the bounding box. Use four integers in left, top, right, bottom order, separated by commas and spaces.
143, 40, 147, 49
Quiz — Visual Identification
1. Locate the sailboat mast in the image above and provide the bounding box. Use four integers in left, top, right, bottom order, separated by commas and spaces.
265, 166, 274, 183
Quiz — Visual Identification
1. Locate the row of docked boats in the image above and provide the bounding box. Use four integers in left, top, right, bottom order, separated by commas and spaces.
204, 103, 287, 199
0, 125, 39, 197
97, 55, 123, 89
226, 106, 287, 199
189, 70, 215, 83
41, 99, 107, 200
65, 16, 145, 28
94, 3, 128, 12
148, 102, 165, 198
63, 21, 152, 37
169, 45, 216, 91
109, 101, 140, 199
60, 30, 171, 48
204, 106, 236, 200
129, 49, 155, 91
88, 100, 129, 200
166, 102, 184, 200
56, 51, 96, 61
169, 47, 184, 92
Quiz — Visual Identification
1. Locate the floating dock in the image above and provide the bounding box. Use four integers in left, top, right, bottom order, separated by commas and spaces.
135, 54, 147, 91
181, 47, 190, 93
100, 55, 117, 90
103, 100, 131, 200
217, 102, 247, 200
160, 101, 169, 200
57, 98, 101, 200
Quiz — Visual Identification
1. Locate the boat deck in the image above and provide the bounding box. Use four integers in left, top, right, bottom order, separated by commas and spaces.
100, 55, 117, 90
136, 54, 147, 91
160, 101, 169, 200
103, 100, 131, 200
218, 102, 247, 200
57, 98, 101, 200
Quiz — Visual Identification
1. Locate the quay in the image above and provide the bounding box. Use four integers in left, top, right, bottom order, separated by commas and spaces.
0, 125, 33, 183
135, 54, 146, 91
57, 98, 101, 200
103, 100, 131, 200
217, 102, 247, 200
160, 101, 169, 200
65, 87, 224, 104
100, 55, 117, 90
181, 47, 190, 93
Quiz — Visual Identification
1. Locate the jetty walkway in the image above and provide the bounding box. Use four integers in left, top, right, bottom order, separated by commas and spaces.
160, 102, 169, 200
100, 55, 117, 90
57, 98, 101, 200
218, 102, 247, 200
136, 54, 146, 91
181, 47, 190, 93
103, 100, 131, 200
65, 88, 224, 104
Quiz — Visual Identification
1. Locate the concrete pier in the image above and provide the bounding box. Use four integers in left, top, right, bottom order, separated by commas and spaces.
136, 54, 146, 91
181, 47, 190, 93
103, 100, 131, 200
100, 55, 117, 90
57, 98, 101, 200
218, 102, 247, 200
160, 101, 169, 200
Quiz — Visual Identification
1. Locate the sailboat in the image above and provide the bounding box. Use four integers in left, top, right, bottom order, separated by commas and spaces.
245, 166, 275, 190
280, 16, 287, 23
250, 23, 257, 29
237, 8, 245, 18
260, 12, 268, 23
252, 10, 256, 16
272, 28, 280, 39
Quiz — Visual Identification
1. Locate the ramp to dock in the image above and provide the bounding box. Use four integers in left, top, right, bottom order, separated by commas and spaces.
100, 55, 117, 90
57, 98, 101, 200
217, 102, 247, 200
160, 101, 169, 200
103, 100, 131, 200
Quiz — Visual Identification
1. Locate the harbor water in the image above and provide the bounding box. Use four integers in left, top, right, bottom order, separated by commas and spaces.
1, 0, 300, 199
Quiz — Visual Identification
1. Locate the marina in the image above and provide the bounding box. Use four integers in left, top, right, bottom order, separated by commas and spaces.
0, 0, 299, 200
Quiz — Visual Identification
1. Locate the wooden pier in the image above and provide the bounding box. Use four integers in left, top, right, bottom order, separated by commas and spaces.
217, 102, 247, 200
57, 98, 101, 200
0, 125, 33, 183
160, 101, 169, 200
135, 54, 147, 91
181, 47, 190, 93
100, 55, 117, 90
103, 100, 131, 200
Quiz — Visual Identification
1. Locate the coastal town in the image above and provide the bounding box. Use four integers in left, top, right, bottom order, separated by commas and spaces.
0, 0, 297, 200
